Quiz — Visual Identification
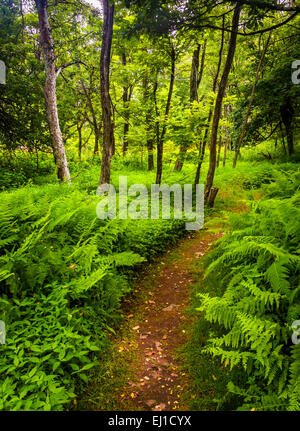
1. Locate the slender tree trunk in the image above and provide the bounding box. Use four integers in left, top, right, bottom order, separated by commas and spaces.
94, 129, 100, 155
190, 44, 201, 102
280, 98, 294, 155
282, 137, 287, 154
279, 122, 287, 154
197, 39, 206, 89
80, 79, 101, 156
146, 91, 155, 171
77, 122, 83, 161
194, 119, 210, 185
233, 32, 272, 168
99, 0, 114, 185
143, 76, 155, 170
194, 19, 225, 185
204, 5, 241, 206
123, 122, 129, 155
140, 143, 143, 169
122, 53, 131, 156
34, 0, 70, 183
146, 136, 154, 170
174, 143, 185, 171
223, 141, 227, 167
175, 41, 207, 172
153, 75, 160, 157
36, 147, 39, 170
156, 46, 175, 184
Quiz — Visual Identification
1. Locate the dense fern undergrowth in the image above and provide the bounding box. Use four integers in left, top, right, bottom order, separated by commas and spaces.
190, 167, 300, 411
0, 168, 186, 410
0, 149, 299, 411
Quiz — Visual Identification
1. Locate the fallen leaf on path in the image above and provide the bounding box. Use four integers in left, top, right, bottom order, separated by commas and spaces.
162, 304, 178, 312
155, 341, 162, 351
133, 325, 140, 331
153, 403, 166, 411
146, 400, 156, 407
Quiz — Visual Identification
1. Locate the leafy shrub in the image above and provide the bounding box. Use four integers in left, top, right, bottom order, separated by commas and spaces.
0, 168, 27, 190
0, 152, 53, 190
0, 285, 99, 411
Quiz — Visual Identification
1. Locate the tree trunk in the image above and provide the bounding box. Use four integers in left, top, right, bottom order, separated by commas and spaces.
279, 122, 287, 154
280, 99, 294, 155
233, 32, 272, 168
194, 18, 225, 185
123, 122, 129, 155
223, 141, 227, 167
156, 46, 175, 184
122, 53, 131, 156
94, 129, 100, 155
190, 44, 201, 103
147, 137, 154, 171
175, 41, 207, 172
80, 79, 101, 156
197, 39, 207, 90
174, 45, 200, 172
206, 187, 219, 208
77, 122, 83, 161
143, 76, 155, 171
34, 0, 70, 183
204, 5, 241, 205
99, 0, 114, 185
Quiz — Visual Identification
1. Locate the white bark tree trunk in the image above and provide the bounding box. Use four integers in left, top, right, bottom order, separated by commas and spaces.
35, 0, 70, 183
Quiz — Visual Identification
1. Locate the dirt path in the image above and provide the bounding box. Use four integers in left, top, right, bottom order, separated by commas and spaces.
108, 226, 223, 411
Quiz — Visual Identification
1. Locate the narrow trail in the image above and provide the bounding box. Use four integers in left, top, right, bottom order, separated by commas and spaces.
108, 226, 224, 411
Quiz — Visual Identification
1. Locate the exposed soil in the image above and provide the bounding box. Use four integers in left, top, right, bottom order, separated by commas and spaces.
111, 226, 224, 411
